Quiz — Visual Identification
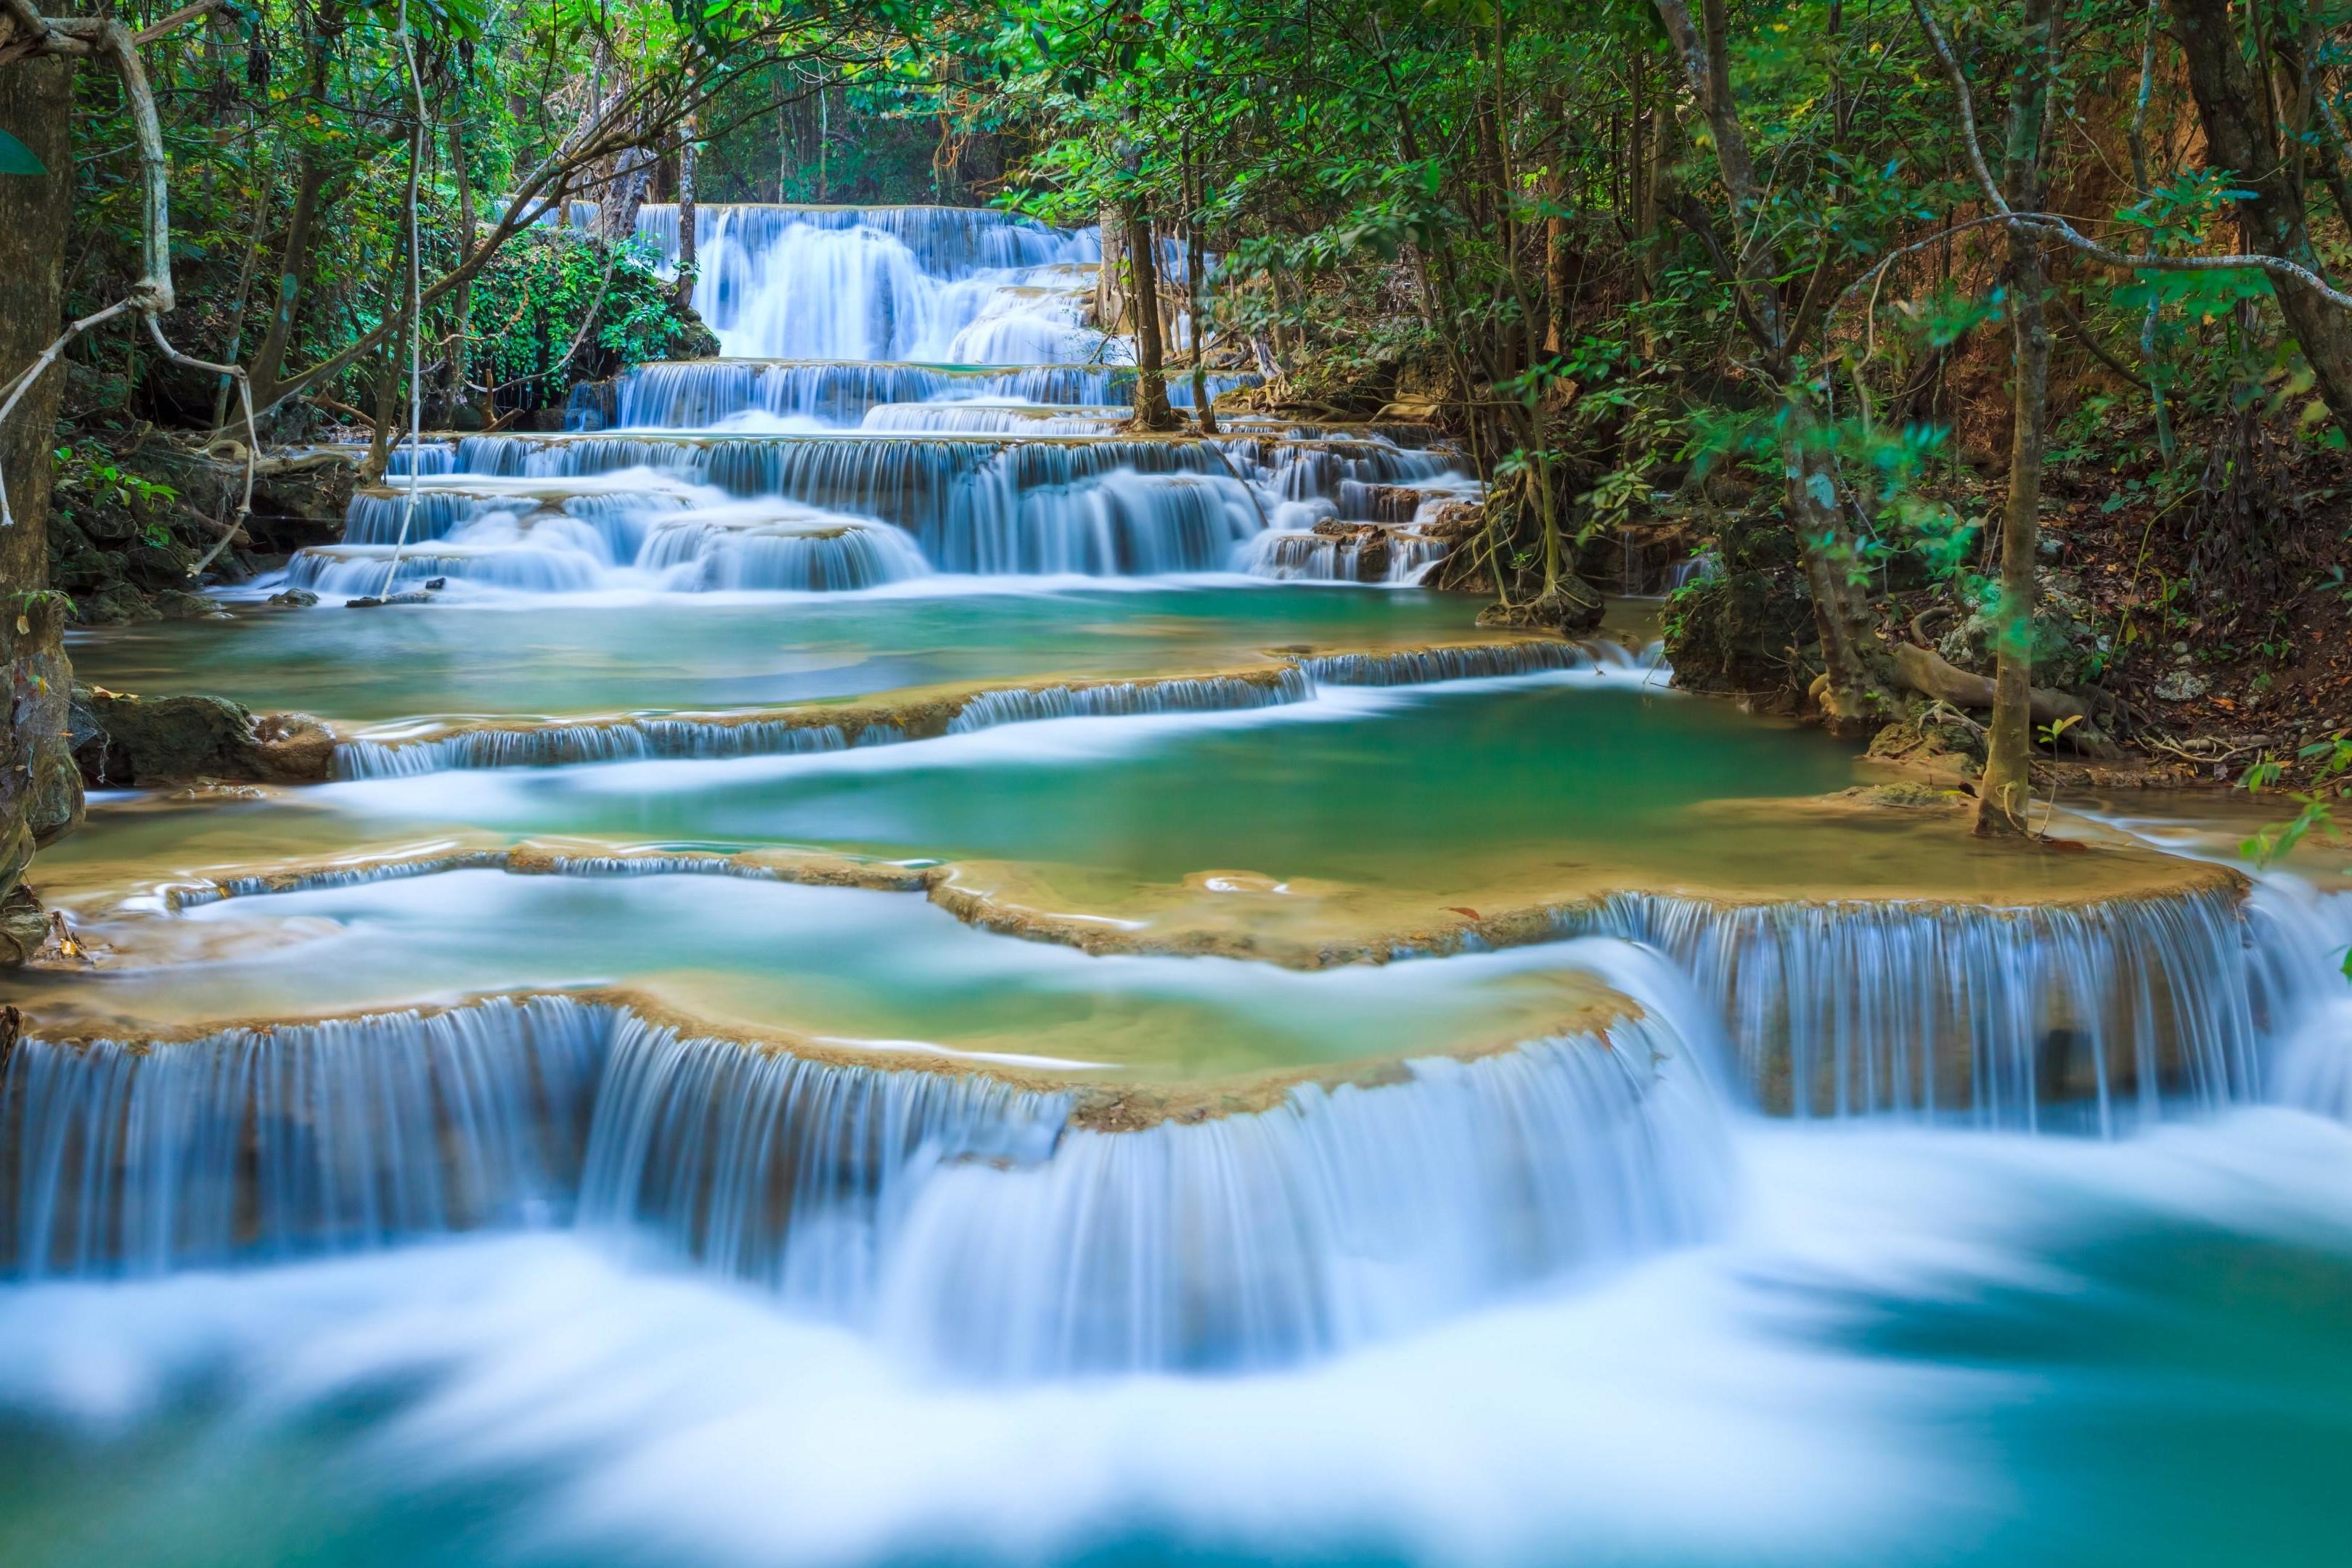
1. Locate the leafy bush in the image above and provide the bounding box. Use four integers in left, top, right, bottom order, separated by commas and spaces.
466, 230, 717, 413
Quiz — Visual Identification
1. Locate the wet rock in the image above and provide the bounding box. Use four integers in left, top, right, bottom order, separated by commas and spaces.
68, 685, 336, 787
124, 537, 199, 587
0, 885, 49, 966
151, 589, 226, 620
268, 588, 321, 607
251, 712, 338, 782
73, 581, 160, 625
1860, 781, 1965, 809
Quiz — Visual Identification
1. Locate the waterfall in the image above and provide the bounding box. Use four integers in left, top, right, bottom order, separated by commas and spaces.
333, 720, 862, 779
2246, 873, 2352, 1117
330, 671, 1313, 776
599, 362, 1265, 431
286, 198, 1478, 595
942, 671, 1312, 732
1299, 640, 1662, 685
0, 997, 610, 1278
873, 1018, 1727, 1376
1553, 886, 2262, 1130
1, 985, 1731, 1376
627, 204, 1108, 362
575, 1015, 1074, 1318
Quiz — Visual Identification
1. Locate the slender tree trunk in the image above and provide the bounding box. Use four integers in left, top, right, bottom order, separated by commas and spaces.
211, 131, 274, 430
0, 54, 87, 952
247, 150, 328, 415
1095, 204, 1128, 331
1185, 160, 1218, 434
1543, 94, 1575, 354
2170, 0, 2352, 439
1124, 203, 1179, 430
1977, 0, 2059, 837
674, 114, 698, 312
362, 226, 409, 483
601, 142, 654, 249
448, 116, 482, 428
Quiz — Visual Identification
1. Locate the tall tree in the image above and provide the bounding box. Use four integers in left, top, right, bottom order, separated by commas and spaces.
1975, 0, 2059, 836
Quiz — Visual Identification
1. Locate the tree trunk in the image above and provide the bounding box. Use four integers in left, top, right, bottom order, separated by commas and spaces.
2169, 0, 2352, 439
1977, 0, 2058, 837
1095, 203, 1129, 332
0, 54, 87, 955
674, 115, 698, 312
211, 131, 274, 431
600, 142, 654, 250
1123, 203, 1180, 431
1543, 94, 1575, 354
247, 150, 329, 415
1185, 166, 1218, 435
1781, 397, 1892, 730
447, 116, 483, 428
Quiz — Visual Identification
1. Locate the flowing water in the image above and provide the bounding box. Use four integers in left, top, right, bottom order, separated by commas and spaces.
7, 204, 2352, 1566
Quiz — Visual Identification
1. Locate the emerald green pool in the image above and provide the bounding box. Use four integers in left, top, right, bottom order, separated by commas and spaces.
69, 586, 1504, 723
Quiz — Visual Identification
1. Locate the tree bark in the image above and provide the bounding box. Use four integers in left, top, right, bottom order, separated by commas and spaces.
245, 147, 328, 414
1184, 162, 1217, 435
2169, 0, 2352, 439
1123, 202, 1180, 431
447, 115, 481, 426
1095, 203, 1129, 332
674, 114, 698, 312
1977, 0, 2057, 837
0, 53, 87, 951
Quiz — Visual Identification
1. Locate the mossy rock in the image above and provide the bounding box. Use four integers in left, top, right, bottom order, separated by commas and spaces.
73, 581, 160, 626
68, 685, 335, 787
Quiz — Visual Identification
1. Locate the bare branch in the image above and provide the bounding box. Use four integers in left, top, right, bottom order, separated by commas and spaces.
1910, 0, 2352, 311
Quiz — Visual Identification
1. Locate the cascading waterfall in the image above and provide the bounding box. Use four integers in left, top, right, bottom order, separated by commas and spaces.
0, 987, 1731, 1376
328, 656, 1649, 776
1552, 886, 2263, 1129
1299, 640, 1662, 685
942, 670, 1312, 732
2244, 872, 2352, 1117
873, 1018, 1727, 1376
592, 362, 1259, 430
0, 997, 609, 1278
631, 203, 1108, 362
332, 720, 865, 779
285, 200, 1479, 594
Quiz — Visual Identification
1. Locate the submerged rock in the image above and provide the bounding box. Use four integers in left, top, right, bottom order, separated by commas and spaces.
68, 685, 336, 787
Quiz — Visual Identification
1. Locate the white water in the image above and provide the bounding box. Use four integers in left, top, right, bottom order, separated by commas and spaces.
292, 204, 1477, 597
5, 1110, 2351, 1567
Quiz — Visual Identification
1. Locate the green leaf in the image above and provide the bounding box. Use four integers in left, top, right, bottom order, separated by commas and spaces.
0, 128, 46, 179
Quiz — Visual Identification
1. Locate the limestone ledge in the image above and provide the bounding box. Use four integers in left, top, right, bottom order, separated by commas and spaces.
8, 984, 1643, 1135
54, 792, 2250, 974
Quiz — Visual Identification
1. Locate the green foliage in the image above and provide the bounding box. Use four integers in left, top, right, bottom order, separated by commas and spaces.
466, 231, 712, 405
2243, 740, 2352, 870
49, 446, 179, 524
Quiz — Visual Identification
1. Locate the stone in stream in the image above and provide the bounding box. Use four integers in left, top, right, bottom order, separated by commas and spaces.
68, 684, 336, 787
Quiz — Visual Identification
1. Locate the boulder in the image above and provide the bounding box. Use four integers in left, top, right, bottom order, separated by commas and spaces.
73, 580, 160, 626
69, 685, 336, 787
